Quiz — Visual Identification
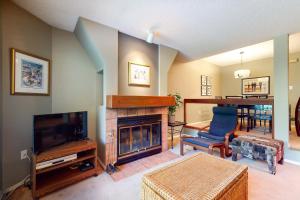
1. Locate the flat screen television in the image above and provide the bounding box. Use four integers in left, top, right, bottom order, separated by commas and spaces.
33, 111, 88, 154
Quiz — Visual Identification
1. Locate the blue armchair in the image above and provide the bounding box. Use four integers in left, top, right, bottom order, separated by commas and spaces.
180, 106, 238, 157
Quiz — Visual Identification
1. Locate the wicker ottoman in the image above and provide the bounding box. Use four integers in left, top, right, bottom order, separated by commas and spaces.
231, 135, 284, 174
142, 153, 248, 200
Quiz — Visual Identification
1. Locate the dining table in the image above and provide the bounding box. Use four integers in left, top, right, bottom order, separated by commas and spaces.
183, 98, 274, 138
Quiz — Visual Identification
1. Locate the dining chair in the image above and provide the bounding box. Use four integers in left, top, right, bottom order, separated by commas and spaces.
226, 96, 247, 130
249, 105, 272, 134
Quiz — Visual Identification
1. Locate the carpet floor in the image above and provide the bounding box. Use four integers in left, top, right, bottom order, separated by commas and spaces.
38, 143, 300, 200
110, 151, 179, 181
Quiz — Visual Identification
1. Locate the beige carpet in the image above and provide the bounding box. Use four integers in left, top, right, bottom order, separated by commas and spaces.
110, 151, 179, 181
7, 145, 300, 200
6, 134, 300, 200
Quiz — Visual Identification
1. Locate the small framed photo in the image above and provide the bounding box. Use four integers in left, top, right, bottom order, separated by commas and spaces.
128, 62, 150, 87
207, 86, 212, 96
11, 48, 50, 95
206, 76, 212, 86
201, 86, 207, 96
201, 75, 207, 85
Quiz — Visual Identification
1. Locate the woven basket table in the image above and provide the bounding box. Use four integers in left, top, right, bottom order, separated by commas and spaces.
141, 153, 248, 200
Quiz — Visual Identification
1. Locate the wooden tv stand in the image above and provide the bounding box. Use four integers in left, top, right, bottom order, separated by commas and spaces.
31, 139, 100, 199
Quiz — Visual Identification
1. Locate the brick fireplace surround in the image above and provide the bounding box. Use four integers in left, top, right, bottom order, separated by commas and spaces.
104, 95, 175, 167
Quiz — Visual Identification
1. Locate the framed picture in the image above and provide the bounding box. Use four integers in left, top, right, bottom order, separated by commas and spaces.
201, 75, 207, 85
206, 76, 212, 86
201, 75, 212, 96
11, 48, 50, 95
207, 86, 212, 96
242, 76, 270, 95
201, 86, 207, 96
128, 62, 150, 87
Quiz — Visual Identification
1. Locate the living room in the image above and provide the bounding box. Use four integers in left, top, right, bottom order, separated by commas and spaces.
1, 0, 300, 200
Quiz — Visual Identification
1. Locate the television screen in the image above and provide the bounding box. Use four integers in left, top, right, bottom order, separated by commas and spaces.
33, 111, 88, 153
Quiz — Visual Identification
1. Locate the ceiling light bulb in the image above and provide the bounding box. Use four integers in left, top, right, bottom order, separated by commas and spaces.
234, 69, 251, 79
146, 32, 154, 43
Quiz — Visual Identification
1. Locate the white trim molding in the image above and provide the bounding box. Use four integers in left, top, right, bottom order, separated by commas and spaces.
284, 159, 300, 166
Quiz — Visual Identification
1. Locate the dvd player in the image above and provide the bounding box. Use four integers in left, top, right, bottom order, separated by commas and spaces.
36, 154, 77, 170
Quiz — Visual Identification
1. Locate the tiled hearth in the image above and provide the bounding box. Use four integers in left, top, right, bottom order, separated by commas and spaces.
105, 107, 169, 167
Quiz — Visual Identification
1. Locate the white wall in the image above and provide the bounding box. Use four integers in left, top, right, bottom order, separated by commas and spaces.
168, 59, 221, 123
51, 28, 98, 140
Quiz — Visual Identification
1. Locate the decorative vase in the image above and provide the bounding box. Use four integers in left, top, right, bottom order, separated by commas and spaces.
168, 114, 175, 123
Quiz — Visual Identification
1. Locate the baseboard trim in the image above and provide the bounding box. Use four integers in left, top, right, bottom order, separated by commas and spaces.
3, 175, 30, 196
97, 157, 106, 170
284, 159, 300, 166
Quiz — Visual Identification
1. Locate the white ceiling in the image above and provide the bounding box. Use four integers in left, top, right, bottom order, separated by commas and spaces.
203, 32, 300, 66
12, 0, 300, 60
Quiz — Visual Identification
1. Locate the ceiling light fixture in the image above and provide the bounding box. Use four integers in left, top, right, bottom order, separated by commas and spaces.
146, 31, 154, 43
234, 51, 251, 79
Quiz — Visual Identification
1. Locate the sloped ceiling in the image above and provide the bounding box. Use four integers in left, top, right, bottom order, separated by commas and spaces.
203, 33, 300, 66
13, 0, 300, 60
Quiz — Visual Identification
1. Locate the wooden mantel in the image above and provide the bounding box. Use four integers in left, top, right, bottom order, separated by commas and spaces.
106, 95, 175, 108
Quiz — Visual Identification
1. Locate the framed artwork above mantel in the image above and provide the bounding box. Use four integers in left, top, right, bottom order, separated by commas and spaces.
241, 76, 270, 95
10, 48, 51, 96
128, 62, 150, 87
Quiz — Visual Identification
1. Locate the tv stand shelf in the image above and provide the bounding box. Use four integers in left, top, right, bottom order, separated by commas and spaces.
32, 139, 101, 199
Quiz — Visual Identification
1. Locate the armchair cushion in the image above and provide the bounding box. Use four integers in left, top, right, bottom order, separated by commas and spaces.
198, 131, 225, 141
208, 106, 237, 141
182, 137, 222, 148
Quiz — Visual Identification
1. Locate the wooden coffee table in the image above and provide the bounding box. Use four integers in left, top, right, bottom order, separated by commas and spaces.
142, 152, 248, 200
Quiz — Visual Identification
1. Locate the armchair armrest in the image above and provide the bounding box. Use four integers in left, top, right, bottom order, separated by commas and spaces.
180, 125, 205, 139
235, 123, 241, 131
224, 129, 236, 157
183, 124, 210, 131
225, 130, 235, 142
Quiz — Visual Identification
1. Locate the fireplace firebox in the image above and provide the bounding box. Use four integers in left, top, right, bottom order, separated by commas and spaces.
117, 114, 162, 164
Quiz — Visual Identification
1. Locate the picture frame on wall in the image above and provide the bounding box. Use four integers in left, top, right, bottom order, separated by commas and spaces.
10, 48, 51, 95
201, 75, 212, 96
201, 86, 207, 96
207, 86, 212, 96
241, 76, 270, 95
201, 75, 207, 85
128, 62, 150, 87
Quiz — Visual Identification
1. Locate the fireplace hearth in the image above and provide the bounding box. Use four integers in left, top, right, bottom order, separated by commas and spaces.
117, 115, 162, 164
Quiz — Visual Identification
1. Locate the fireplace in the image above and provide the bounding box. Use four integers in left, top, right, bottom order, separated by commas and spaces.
117, 115, 162, 164
102, 95, 175, 170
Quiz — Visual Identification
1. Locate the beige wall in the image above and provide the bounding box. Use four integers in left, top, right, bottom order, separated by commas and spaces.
158, 45, 178, 96
168, 59, 221, 123
51, 28, 98, 140
118, 32, 159, 96
0, 0, 3, 192
1, 0, 52, 189
288, 52, 300, 115
220, 58, 274, 97
74, 18, 118, 163
219, 52, 300, 115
